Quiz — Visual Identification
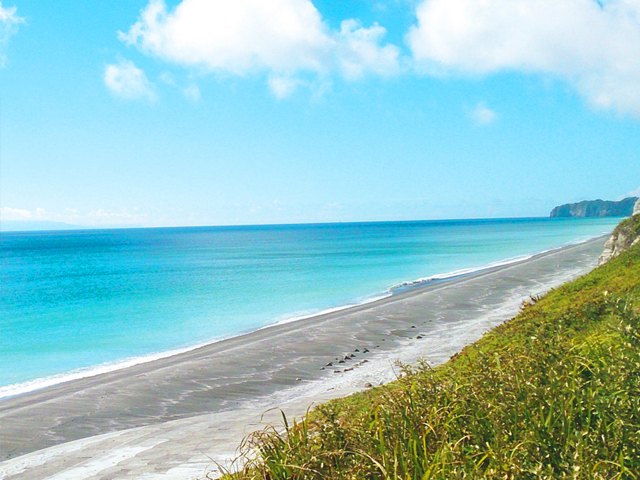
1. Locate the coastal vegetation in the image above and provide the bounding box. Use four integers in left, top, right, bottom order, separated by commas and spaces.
221, 215, 640, 479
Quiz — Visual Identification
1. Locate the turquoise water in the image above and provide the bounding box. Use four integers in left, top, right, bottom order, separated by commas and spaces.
0, 217, 620, 397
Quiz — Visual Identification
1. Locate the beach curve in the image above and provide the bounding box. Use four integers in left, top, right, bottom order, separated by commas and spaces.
0, 236, 607, 479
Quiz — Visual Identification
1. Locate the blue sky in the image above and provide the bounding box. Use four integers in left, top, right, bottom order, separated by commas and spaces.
1, 0, 639, 227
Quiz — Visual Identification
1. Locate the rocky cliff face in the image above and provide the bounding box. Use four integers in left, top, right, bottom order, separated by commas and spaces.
551, 197, 638, 218
598, 198, 640, 265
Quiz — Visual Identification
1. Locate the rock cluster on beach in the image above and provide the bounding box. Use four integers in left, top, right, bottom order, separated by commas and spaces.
320, 330, 428, 377
0, 238, 609, 480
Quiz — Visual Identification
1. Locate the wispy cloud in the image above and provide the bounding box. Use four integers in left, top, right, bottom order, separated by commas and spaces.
104, 58, 157, 101
86, 209, 139, 221
267, 74, 302, 99
118, 0, 401, 97
627, 186, 640, 198
0, 2, 24, 65
470, 102, 497, 125
183, 83, 201, 102
407, 0, 640, 117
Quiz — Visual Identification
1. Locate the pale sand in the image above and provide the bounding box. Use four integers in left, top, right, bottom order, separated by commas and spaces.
0, 237, 607, 480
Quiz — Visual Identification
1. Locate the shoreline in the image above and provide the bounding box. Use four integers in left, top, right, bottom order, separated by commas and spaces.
0, 236, 608, 478
0, 234, 607, 402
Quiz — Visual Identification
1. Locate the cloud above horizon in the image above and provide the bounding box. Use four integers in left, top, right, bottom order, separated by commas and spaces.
0, 206, 48, 221
1, 206, 148, 226
627, 186, 640, 198
118, 0, 400, 97
407, 0, 640, 116
104, 58, 157, 101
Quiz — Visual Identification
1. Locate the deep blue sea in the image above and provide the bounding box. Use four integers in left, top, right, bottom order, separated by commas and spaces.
0, 217, 620, 397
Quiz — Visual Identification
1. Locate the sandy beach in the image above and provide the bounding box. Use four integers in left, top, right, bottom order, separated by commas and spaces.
0, 236, 607, 480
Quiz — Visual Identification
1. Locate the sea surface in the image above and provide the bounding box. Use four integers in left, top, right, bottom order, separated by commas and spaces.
0, 217, 620, 398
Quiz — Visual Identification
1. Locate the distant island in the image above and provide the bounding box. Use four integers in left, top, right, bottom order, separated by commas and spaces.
0, 221, 84, 232
0, 221, 144, 232
550, 197, 638, 218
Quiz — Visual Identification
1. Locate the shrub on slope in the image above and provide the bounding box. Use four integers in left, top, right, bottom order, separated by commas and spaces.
222, 243, 640, 480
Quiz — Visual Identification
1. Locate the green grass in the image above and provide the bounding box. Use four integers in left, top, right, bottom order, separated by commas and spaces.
613, 214, 640, 243
220, 227, 640, 480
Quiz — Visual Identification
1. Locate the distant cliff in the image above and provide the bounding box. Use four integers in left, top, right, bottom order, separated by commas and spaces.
550, 197, 638, 218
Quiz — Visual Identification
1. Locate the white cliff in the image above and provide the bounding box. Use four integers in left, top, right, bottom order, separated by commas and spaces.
598, 197, 640, 265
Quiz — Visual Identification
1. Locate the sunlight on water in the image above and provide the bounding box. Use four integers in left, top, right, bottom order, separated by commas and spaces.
0, 217, 620, 394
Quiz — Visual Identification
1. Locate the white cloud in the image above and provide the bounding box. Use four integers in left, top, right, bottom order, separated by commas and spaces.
407, 0, 640, 116
0, 207, 47, 221
119, 0, 332, 74
0, 2, 23, 65
81, 209, 148, 226
118, 0, 400, 95
470, 102, 497, 125
337, 20, 401, 80
104, 58, 157, 101
267, 74, 301, 98
0, 2, 22, 40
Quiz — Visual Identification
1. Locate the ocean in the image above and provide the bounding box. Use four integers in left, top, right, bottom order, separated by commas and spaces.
0, 217, 620, 398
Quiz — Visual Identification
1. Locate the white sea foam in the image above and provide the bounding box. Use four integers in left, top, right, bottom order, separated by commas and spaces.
267, 293, 392, 327
0, 233, 608, 401
391, 231, 610, 293
247, 261, 598, 421
389, 254, 534, 291
0, 342, 220, 400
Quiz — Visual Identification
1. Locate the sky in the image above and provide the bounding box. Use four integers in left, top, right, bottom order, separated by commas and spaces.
1, 0, 640, 228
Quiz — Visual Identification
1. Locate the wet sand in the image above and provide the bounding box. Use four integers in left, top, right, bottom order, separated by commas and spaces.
0, 237, 607, 479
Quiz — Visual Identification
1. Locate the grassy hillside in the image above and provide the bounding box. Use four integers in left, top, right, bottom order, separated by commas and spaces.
612, 214, 640, 247
222, 223, 640, 480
